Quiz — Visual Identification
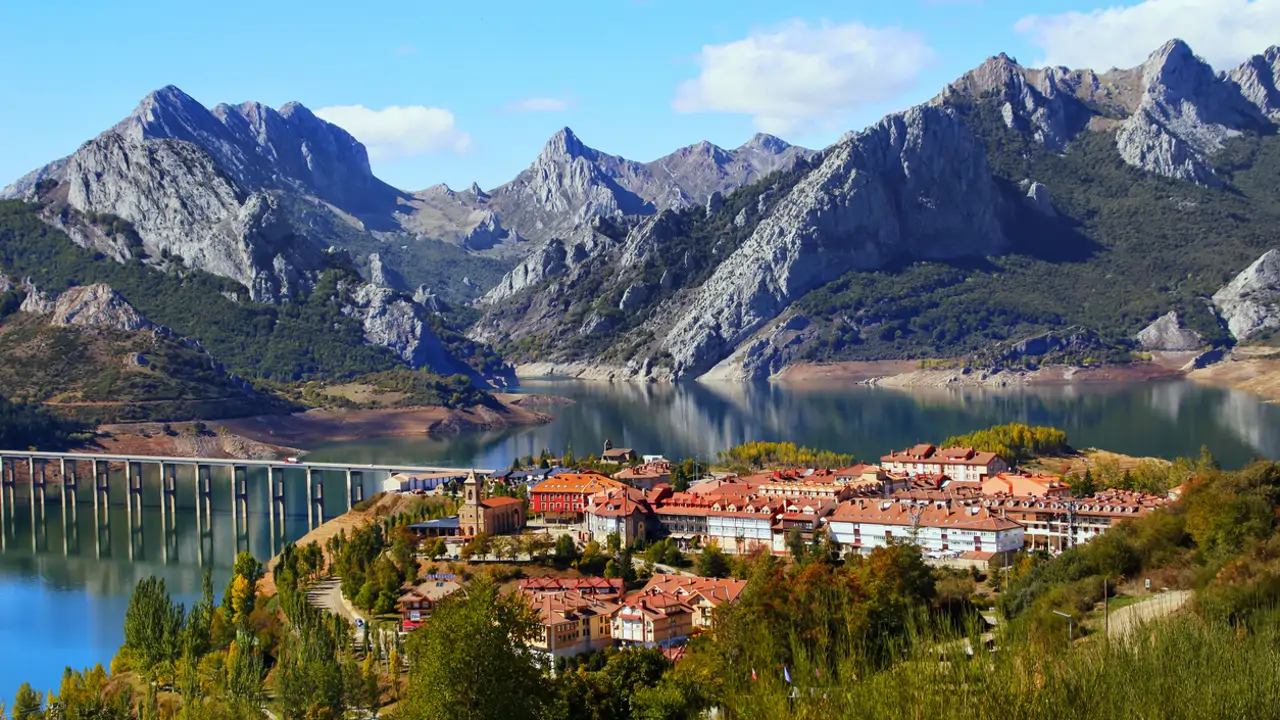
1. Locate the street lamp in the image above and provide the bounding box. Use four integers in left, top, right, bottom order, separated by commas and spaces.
1052, 610, 1074, 651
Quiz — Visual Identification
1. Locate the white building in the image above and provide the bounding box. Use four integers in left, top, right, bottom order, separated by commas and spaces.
826, 499, 1025, 559
880, 445, 1009, 483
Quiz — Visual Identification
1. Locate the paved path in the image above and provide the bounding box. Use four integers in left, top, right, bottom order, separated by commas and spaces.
1107, 590, 1192, 640
307, 577, 366, 644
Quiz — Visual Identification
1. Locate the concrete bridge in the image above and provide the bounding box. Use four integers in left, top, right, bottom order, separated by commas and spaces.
0, 450, 492, 556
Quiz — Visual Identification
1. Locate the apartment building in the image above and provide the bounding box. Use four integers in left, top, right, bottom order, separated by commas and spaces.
880, 445, 1009, 482
524, 590, 620, 660
826, 498, 1026, 560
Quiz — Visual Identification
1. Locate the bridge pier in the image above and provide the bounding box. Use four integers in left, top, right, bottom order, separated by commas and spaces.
92, 460, 109, 525
1, 456, 13, 520
195, 464, 212, 533
126, 461, 143, 534
159, 462, 177, 532
232, 465, 248, 551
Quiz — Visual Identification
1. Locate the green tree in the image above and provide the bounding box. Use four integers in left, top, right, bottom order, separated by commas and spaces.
400, 578, 546, 720
122, 576, 185, 681
786, 527, 807, 563
554, 534, 578, 562
696, 543, 731, 578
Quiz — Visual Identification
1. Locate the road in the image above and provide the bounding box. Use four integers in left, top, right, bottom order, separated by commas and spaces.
307, 577, 366, 644
1107, 590, 1192, 640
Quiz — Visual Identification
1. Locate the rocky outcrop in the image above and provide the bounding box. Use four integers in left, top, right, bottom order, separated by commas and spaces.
346, 284, 468, 374
662, 105, 1007, 378
481, 221, 618, 304
458, 211, 511, 251
367, 252, 407, 290
48, 284, 153, 332
1020, 180, 1056, 216
1229, 46, 1280, 123
0, 271, 11, 294
1116, 41, 1270, 185
1136, 311, 1202, 351
1212, 249, 1280, 341
20, 283, 53, 314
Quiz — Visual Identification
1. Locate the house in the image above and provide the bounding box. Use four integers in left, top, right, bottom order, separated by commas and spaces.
613, 460, 671, 490
825, 498, 1026, 562
880, 445, 1009, 482
653, 493, 713, 548
706, 496, 783, 555
529, 472, 629, 522
523, 590, 620, 659
613, 590, 695, 648
519, 577, 625, 599
769, 499, 839, 555
398, 576, 462, 630
639, 574, 748, 629
980, 472, 1071, 498
584, 487, 653, 545
457, 470, 527, 536
601, 439, 638, 464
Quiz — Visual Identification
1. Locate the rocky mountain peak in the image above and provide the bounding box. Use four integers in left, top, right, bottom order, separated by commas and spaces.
468, 182, 489, 198
1229, 46, 1280, 122
738, 133, 791, 154
540, 127, 594, 162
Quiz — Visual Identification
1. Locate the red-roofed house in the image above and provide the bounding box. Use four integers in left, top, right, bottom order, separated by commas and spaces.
613, 589, 695, 647
613, 460, 672, 490
518, 577, 625, 599
639, 574, 749, 629
826, 498, 1025, 561
529, 472, 629, 522
880, 445, 1008, 481
584, 487, 653, 545
981, 472, 1071, 498
522, 590, 620, 659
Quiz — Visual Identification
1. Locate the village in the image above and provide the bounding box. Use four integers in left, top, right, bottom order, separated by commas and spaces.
376, 437, 1176, 665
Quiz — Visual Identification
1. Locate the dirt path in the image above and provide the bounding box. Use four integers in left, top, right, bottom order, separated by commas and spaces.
1108, 590, 1192, 640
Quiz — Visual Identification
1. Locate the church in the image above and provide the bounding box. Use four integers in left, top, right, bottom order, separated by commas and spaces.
457, 470, 527, 537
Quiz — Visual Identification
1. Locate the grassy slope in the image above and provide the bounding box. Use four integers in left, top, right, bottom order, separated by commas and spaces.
0, 312, 289, 423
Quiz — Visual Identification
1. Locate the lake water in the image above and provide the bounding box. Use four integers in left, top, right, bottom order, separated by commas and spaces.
4, 378, 1280, 701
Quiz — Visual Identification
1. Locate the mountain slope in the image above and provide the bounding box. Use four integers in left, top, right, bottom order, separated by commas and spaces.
473, 38, 1280, 380
0, 200, 509, 385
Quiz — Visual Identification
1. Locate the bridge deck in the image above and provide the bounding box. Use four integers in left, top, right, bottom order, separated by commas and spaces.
0, 449, 492, 476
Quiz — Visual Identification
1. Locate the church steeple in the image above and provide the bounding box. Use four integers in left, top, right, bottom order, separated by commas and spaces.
464, 469, 480, 505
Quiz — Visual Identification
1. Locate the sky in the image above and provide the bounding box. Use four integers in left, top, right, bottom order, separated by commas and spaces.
1, 0, 1277, 192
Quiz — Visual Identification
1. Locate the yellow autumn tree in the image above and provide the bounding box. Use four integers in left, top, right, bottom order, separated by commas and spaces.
229, 575, 253, 627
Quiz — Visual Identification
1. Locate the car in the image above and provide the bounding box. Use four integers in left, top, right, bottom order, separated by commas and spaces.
356, 618, 364, 628
285, 457, 301, 464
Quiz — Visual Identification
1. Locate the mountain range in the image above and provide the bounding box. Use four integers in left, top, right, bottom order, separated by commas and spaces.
4, 38, 1280, 393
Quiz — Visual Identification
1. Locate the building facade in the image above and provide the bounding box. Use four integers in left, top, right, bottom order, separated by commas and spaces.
457, 470, 526, 537
880, 445, 1009, 482
826, 499, 1025, 559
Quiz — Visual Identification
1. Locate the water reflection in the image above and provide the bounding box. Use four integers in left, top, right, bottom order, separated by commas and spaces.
305, 380, 1280, 470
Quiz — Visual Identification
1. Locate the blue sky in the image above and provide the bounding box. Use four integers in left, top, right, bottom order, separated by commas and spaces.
1, 0, 1276, 191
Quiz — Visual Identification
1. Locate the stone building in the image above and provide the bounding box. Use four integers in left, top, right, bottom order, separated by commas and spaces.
457, 470, 526, 537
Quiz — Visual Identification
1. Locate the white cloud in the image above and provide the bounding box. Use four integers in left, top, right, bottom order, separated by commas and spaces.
314, 105, 471, 161
672, 20, 934, 134
1015, 0, 1280, 72
506, 96, 575, 113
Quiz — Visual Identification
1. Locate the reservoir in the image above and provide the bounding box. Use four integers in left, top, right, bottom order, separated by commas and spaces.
4, 379, 1279, 700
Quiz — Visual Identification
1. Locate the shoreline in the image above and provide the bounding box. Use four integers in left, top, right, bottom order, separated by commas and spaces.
218, 394, 551, 448
86, 396, 553, 459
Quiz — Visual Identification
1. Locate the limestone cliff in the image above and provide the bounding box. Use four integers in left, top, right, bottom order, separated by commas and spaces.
663, 106, 1006, 378
1213, 249, 1280, 341
49, 284, 154, 332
